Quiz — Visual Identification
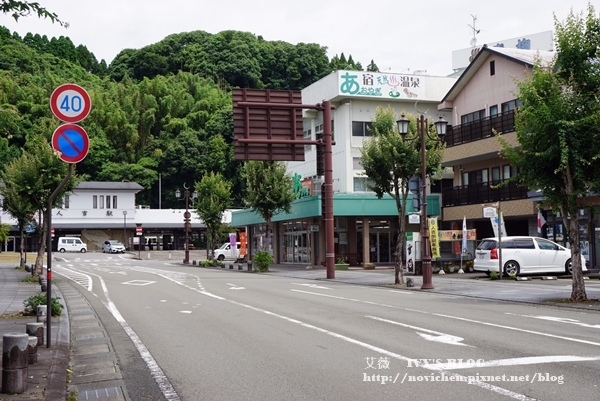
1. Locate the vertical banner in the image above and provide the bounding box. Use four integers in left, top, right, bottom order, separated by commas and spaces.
406, 232, 415, 273
462, 216, 468, 253
229, 232, 237, 247
239, 232, 247, 258
490, 214, 508, 237
428, 217, 440, 260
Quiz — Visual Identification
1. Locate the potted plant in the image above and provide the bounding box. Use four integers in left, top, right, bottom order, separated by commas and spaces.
335, 257, 349, 270
253, 251, 273, 272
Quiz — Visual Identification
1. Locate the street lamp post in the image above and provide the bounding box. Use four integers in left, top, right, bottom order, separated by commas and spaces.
122, 211, 127, 250
176, 184, 191, 264
397, 113, 447, 290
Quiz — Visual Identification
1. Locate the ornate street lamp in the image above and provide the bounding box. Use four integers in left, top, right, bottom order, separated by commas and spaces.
176, 184, 191, 264
397, 113, 447, 289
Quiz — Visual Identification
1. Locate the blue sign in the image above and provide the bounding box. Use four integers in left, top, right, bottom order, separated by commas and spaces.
51, 124, 89, 163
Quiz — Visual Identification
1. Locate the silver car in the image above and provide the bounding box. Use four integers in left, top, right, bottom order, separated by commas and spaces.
474, 236, 587, 276
103, 240, 126, 254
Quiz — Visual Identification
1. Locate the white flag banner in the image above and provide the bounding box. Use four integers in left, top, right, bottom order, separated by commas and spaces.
462, 216, 468, 253
537, 210, 547, 234
490, 214, 507, 237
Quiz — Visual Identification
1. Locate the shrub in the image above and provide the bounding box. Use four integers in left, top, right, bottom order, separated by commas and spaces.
489, 271, 500, 280
23, 293, 64, 316
253, 251, 273, 272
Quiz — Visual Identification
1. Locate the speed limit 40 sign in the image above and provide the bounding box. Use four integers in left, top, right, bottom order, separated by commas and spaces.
50, 83, 92, 123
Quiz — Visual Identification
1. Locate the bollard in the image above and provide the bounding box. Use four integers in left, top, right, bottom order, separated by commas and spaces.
27, 336, 38, 365
168, 252, 172, 260
238, 264, 243, 270
148, 253, 151, 259
221, 264, 225, 268
40, 279, 47, 293
229, 264, 233, 269
193, 260, 197, 265
247, 261, 253, 272
38, 275, 45, 285
2, 333, 30, 394
36, 305, 47, 324
26, 322, 44, 347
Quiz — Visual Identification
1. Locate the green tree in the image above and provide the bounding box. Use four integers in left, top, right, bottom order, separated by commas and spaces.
243, 161, 294, 250
195, 172, 232, 259
1, 0, 66, 26
360, 107, 444, 285
499, 4, 600, 302
1, 135, 78, 273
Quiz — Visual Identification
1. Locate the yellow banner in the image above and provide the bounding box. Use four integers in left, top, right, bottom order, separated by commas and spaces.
428, 217, 440, 260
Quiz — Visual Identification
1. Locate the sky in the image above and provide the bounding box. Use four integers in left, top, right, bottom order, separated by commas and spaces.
0, 0, 595, 76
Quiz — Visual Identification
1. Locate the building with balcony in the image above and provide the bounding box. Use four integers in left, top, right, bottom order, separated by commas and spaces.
438, 45, 599, 268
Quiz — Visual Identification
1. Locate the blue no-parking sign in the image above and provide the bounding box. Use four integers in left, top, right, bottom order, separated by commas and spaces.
51, 124, 89, 163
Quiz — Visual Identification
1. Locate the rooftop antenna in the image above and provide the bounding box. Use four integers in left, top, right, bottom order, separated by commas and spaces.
468, 14, 480, 47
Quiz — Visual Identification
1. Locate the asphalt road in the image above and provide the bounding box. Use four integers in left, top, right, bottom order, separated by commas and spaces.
54, 253, 600, 401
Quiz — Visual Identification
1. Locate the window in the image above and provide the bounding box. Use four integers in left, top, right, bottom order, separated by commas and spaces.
352, 121, 373, 137
353, 177, 375, 192
513, 238, 535, 249
491, 167, 501, 182
112, 196, 118, 209
303, 128, 312, 152
461, 109, 486, 124
461, 171, 469, 186
353, 157, 363, 170
490, 60, 495, 76
63, 194, 70, 209
93, 195, 98, 209
106, 195, 111, 209
99, 195, 105, 209
489, 105, 498, 116
501, 99, 522, 113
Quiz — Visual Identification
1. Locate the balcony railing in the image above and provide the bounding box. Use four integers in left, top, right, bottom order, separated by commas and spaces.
442, 181, 529, 207
445, 110, 515, 147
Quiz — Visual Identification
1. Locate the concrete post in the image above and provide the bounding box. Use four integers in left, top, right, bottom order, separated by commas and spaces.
1, 333, 29, 394
28, 336, 38, 365
36, 305, 47, 324
26, 322, 44, 347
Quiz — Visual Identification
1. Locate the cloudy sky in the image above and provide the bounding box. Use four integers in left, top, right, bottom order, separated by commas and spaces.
1, 0, 595, 76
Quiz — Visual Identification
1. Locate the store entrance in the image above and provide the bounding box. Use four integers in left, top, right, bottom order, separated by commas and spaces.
283, 232, 310, 264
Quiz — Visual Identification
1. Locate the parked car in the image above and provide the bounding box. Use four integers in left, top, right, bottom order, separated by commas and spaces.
103, 240, 126, 254
474, 236, 587, 276
213, 242, 244, 261
57, 237, 87, 253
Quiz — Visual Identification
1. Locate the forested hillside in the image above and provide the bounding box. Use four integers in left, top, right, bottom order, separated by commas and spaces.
0, 26, 370, 208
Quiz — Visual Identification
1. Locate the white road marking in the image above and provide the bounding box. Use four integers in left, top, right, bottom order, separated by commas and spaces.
87, 270, 181, 401
366, 316, 471, 347
426, 355, 600, 370
223, 297, 534, 400
123, 280, 156, 286
180, 311, 192, 314
226, 283, 245, 290
506, 313, 600, 329
291, 283, 331, 290
294, 288, 600, 348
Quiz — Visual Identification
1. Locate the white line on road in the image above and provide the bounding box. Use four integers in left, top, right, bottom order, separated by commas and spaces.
293, 288, 600, 348
291, 283, 331, 289
425, 355, 600, 370
366, 315, 471, 347
223, 297, 535, 400
505, 313, 600, 329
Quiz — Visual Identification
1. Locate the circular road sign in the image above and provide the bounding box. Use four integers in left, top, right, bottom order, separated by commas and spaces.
50, 83, 92, 123
52, 124, 90, 163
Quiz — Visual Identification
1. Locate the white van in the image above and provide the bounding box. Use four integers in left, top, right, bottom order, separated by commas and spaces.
57, 237, 87, 253
214, 242, 244, 261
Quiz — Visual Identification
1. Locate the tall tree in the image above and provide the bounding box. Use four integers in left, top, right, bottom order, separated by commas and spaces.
360, 107, 444, 285
1, 135, 78, 273
195, 172, 232, 259
499, 4, 600, 302
243, 161, 294, 251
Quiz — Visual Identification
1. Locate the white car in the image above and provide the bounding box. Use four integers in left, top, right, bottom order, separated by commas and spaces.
474, 236, 587, 276
213, 242, 242, 261
103, 240, 126, 254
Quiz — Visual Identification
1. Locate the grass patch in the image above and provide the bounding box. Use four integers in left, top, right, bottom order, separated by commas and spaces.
546, 298, 600, 305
